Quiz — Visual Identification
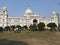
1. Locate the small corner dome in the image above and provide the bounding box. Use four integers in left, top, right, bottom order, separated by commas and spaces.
2, 6, 7, 11
52, 11, 56, 14
25, 8, 33, 14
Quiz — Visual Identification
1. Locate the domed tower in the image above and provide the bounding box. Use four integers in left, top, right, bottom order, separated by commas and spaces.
25, 7, 33, 15
24, 7, 33, 19
2, 6, 8, 15
1, 6, 8, 27
51, 11, 59, 26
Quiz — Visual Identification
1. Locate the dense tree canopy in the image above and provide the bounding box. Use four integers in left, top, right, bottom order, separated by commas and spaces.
11, 25, 15, 31
47, 23, 57, 31
5, 26, 10, 31
29, 24, 37, 31
23, 25, 28, 30
16, 25, 21, 30
38, 22, 45, 31
0, 27, 4, 32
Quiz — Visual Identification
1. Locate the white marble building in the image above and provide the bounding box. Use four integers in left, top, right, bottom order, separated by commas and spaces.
0, 6, 59, 28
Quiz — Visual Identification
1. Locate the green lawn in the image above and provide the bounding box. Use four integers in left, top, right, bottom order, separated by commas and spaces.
0, 31, 60, 45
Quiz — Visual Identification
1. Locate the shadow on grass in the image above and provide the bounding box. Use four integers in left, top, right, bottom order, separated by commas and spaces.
0, 39, 28, 45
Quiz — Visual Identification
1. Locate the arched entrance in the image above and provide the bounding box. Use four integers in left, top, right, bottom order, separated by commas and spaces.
33, 19, 38, 24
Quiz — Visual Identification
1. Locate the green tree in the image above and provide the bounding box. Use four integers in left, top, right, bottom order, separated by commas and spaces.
4, 26, 10, 31
15, 25, 22, 33
29, 24, 37, 31
57, 24, 60, 31
23, 25, 28, 30
38, 22, 45, 31
47, 23, 57, 31
11, 25, 15, 31
0, 27, 4, 32
16, 25, 21, 30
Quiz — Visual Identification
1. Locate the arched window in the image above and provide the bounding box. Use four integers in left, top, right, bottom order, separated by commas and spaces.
33, 19, 37, 24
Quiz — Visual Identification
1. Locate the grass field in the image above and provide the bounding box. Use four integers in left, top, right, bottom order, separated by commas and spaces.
0, 31, 60, 45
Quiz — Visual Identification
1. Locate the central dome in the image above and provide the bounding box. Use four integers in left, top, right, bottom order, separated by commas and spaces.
2, 6, 7, 11
52, 11, 56, 14
25, 7, 33, 14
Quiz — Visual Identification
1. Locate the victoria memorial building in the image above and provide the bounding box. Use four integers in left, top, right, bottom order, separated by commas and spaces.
0, 7, 60, 28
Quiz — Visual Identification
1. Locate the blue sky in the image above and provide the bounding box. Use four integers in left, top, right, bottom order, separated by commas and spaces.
0, 0, 60, 17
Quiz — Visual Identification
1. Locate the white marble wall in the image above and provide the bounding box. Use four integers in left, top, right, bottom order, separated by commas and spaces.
0, 7, 59, 28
